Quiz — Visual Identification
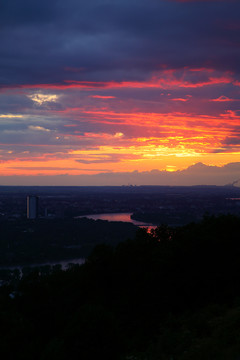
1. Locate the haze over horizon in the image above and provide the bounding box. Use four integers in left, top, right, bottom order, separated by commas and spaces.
0, 162, 240, 187
1, 0, 240, 186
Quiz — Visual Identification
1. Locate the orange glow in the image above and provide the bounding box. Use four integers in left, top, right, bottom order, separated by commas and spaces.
2, 150, 240, 177
1, 66, 240, 182
1, 105, 239, 177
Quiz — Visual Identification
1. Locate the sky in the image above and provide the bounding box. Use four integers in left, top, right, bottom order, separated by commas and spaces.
1, 0, 240, 186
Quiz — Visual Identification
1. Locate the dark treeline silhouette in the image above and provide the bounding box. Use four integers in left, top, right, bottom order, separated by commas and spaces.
0, 217, 136, 266
1, 215, 240, 359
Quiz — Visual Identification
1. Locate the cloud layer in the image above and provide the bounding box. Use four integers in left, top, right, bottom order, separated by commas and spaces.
0, 0, 240, 184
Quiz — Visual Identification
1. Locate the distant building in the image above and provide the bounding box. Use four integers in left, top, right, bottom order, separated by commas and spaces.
27, 195, 38, 219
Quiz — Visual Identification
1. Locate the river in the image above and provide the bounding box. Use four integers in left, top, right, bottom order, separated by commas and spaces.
77, 212, 156, 230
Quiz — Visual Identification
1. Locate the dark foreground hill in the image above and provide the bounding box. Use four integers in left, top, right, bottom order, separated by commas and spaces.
1, 215, 240, 359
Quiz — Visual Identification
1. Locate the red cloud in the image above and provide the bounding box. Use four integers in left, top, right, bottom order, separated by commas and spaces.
89, 95, 116, 99
211, 96, 238, 102
171, 95, 192, 102
1, 68, 233, 91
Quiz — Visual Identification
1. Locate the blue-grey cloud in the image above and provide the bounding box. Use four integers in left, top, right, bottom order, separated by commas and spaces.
0, 0, 240, 86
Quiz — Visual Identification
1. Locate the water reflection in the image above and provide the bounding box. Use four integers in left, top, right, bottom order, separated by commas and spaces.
77, 212, 156, 230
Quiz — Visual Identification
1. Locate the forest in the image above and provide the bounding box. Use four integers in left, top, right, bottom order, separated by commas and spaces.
0, 217, 136, 267
1, 214, 240, 359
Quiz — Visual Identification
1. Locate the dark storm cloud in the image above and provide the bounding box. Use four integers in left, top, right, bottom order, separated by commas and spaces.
0, 0, 57, 26
1, 0, 240, 86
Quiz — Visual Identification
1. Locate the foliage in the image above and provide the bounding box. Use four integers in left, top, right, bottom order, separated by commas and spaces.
0, 215, 240, 359
0, 217, 136, 266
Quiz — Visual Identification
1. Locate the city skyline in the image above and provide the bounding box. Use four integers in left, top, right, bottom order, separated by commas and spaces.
1, 0, 240, 185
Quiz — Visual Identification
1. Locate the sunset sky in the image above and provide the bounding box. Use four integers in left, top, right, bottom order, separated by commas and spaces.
1, 0, 240, 185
